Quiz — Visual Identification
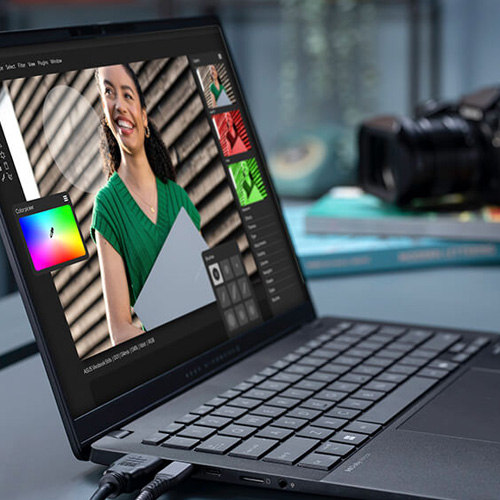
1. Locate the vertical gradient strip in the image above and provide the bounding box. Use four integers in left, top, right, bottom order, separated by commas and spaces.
19, 204, 86, 271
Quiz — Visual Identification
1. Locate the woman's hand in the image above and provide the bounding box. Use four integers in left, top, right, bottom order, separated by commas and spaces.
96, 232, 143, 346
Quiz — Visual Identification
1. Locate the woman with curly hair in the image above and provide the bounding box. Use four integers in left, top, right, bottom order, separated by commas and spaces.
91, 63, 201, 346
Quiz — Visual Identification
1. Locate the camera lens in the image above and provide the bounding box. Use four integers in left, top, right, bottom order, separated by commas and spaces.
359, 114, 485, 205
212, 268, 220, 281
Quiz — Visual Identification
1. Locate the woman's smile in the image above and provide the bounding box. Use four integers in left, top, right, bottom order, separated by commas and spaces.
114, 115, 135, 136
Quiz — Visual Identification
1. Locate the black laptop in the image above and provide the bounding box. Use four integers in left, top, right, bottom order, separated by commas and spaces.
1, 17, 499, 500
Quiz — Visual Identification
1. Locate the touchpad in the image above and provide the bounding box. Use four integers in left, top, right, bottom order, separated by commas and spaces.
401, 368, 500, 442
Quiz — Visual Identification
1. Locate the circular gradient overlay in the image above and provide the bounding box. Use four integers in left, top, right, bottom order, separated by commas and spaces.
19, 205, 86, 271
43, 84, 105, 193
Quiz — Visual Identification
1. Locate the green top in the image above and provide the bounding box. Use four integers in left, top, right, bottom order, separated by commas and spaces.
91, 172, 201, 306
210, 81, 225, 102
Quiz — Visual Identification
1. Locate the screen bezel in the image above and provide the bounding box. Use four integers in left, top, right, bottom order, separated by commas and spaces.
0, 16, 316, 459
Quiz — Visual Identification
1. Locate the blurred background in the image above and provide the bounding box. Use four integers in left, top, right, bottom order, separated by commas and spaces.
0, 0, 499, 296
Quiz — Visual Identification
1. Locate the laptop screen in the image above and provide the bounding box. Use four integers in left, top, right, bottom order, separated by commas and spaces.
0, 20, 310, 441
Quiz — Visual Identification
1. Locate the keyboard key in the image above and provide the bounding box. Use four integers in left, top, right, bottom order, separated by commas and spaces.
259, 367, 278, 377
301, 398, 335, 411
294, 379, 327, 391
316, 441, 354, 457
251, 405, 287, 418
313, 416, 347, 430
235, 414, 271, 428
219, 389, 241, 399
420, 332, 461, 353
340, 373, 372, 384
244, 389, 275, 400
361, 376, 438, 424
271, 360, 290, 370
344, 421, 381, 435
196, 415, 231, 429
364, 381, 396, 393
330, 431, 368, 446
348, 323, 378, 336
307, 372, 339, 383
212, 406, 247, 419
351, 389, 385, 402
311, 348, 339, 360
263, 437, 319, 465
376, 372, 407, 384
428, 359, 458, 371
315, 390, 348, 402
228, 397, 261, 410
399, 329, 433, 345
334, 355, 363, 367
328, 381, 360, 393
205, 397, 227, 408
399, 357, 427, 368
353, 365, 383, 376
321, 363, 350, 375
219, 424, 255, 438
389, 342, 414, 353
256, 426, 293, 440
257, 380, 289, 392
287, 408, 322, 420
389, 364, 418, 375
272, 373, 302, 384
142, 432, 168, 446
299, 453, 340, 471
364, 357, 393, 368
159, 422, 184, 434
247, 375, 266, 384
338, 398, 373, 411
191, 405, 212, 415
285, 364, 316, 376
451, 353, 470, 363
273, 416, 308, 430
418, 368, 449, 379
178, 425, 215, 440
162, 436, 199, 450
376, 349, 403, 360
267, 396, 300, 409
280, 388, 314, 400
283, 353, 301, 363
297, 426, 335, 440
378, 326, 406, 337
233, 382, 253, 392
325, 408, 360, 420
298, 356, 326, 367
229, 437, 278, 459
175, 414, 198, 425
195, 435, 240, 454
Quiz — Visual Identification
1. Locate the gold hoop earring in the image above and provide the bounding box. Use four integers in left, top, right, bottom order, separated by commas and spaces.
145, 125, 150, 139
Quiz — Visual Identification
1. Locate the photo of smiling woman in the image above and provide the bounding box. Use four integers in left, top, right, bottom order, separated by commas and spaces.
91, 64, 201, 346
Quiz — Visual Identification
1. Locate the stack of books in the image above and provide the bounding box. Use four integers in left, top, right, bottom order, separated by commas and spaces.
284, 189, 500, 279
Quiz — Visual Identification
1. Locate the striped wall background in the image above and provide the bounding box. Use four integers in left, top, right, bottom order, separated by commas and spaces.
6, 56, 256, 359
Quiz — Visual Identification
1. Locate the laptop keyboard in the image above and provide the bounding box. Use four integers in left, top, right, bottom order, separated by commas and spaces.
142, 321, 489, 471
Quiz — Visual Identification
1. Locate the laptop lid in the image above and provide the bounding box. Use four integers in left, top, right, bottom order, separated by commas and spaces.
0, 17, 315, 459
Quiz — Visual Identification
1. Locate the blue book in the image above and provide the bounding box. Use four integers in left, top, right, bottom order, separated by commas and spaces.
284, 205, 500, 278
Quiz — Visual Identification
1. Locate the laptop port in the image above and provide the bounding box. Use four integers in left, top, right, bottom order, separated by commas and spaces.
204, 468, 222, 477
240, 476, 265, 484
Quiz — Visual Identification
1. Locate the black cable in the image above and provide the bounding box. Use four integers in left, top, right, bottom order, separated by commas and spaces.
135, 461, 194, 500
90, 482, 115, 500
88, 454, 166, 500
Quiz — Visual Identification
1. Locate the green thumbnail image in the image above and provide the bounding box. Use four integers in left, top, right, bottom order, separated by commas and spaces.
228, 158, 267, 207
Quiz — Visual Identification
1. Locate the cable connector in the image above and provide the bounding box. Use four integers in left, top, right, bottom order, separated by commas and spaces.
135, 461, 194, 500
90, 454, 165, 500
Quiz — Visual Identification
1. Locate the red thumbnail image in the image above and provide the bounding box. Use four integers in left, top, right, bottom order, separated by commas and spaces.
212, 109, 251, 157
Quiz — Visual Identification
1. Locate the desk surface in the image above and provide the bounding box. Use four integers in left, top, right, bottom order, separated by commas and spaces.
1, 266, 499, 500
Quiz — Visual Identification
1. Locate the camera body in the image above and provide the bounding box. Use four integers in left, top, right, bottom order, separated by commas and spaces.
358, 87, 500, 207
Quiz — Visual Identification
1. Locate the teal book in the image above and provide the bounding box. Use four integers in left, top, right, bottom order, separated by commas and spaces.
284, 205, 500, 278
305, 188, 500, 242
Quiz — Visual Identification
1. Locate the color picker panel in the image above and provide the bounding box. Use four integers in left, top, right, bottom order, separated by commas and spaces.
19, 205, 86, 272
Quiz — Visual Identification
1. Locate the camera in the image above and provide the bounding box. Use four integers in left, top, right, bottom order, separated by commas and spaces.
358, 87, 500, 207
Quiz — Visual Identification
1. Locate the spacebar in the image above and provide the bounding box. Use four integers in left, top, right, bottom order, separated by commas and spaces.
360, 377, 438, 424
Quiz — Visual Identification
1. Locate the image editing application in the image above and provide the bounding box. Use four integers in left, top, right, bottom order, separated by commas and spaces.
15, 193, 88, 274
0, 32, 307, 419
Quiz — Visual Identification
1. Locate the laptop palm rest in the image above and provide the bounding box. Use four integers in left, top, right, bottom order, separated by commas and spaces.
399, 367, 500, 442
